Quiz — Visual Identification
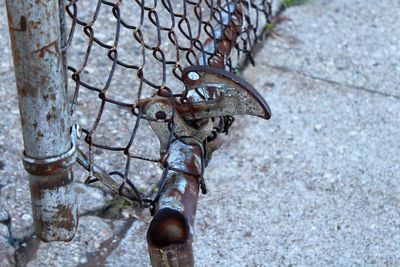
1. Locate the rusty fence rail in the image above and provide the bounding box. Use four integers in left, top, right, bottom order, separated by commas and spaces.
6, 0, 273, 266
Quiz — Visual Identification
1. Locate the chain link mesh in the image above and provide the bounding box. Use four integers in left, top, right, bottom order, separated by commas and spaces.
64, 0, 272, 210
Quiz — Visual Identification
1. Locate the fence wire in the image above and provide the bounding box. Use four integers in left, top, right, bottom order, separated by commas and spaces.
64, 0, 272, 211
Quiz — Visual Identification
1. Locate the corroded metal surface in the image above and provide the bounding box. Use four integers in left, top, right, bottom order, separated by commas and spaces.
143, 100, 214, 153
61, 0, 271, 264
64, 0, 272, 207
7, 0, 270, 263
3, 0, 272, 263
22, 143, 76, 176
147, 140, 203, 267
139, 66, 271, 121
182, 65, 272, 120
6, 0, 78, 241
143, 62, 270, 266
6, 0, 70, 158
29, 170, 77, 242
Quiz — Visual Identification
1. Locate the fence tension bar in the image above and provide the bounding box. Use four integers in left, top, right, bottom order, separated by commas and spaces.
6, 0, 78, 241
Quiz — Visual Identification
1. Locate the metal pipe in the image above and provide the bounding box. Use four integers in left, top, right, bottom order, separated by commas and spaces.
147, 140, 203, 267
147, 5, 244, 266
6, 0, 78, 241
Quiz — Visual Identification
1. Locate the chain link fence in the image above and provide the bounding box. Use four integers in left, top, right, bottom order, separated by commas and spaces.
64, 0, 272, 211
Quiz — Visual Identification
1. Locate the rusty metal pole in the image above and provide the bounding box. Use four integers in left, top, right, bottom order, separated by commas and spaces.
146, 6, 245, 265
5, 0, 78, 241
147, 140, 203, 267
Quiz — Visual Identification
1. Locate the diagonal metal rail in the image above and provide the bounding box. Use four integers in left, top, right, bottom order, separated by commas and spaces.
144, 3, 271, 266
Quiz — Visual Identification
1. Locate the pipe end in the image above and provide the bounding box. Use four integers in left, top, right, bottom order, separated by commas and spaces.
147, 208, 189, 247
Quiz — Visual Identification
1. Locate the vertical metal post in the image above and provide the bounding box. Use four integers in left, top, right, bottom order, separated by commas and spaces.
6, 0, 78, 241
58, 0, 69, 91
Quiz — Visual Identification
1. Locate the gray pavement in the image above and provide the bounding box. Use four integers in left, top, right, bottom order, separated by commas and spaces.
1, 0, 400, 266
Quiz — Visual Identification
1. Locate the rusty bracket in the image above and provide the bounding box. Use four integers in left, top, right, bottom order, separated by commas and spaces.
143, 99, 214, 154
181, 65, 271, 120
139, 66, 271, 123
140, 65, 271, 159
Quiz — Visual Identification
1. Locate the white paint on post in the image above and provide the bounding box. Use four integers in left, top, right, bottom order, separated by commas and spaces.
6, 0, 78, 241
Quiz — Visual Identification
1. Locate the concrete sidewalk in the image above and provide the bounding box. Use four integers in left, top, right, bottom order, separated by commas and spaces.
1, 0, 400, 266
192, 1, 400, 265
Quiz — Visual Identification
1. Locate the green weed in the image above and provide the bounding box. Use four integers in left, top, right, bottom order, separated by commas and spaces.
282, 0, 310, 8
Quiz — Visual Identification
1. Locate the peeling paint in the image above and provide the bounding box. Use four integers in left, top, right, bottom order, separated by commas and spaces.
10, 16, 27, 32
6, 0, 77, 241
29, 172, 78, 241
33, 40, 61, 58
147, 140, 202, 266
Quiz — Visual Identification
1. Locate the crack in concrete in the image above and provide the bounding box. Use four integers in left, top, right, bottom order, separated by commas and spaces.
79, 197, 138, 220
0, 186, 18, 266
76, 181, 111, 196
10, 181, 142, 266
77, 217, 138, 267
265, 64, 400, 100
16, 194, 145, 266
14, 233, 38, 266
0, 211, 36, 267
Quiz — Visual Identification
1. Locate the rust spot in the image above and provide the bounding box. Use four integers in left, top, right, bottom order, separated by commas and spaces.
31, 182, 77, 242
18, 89, 27, 97
29, 170, 73, 199
20, 116, 26, 128
10, 16, 27, 32
19, 81, 38, 98
46, 106, 57, 121
148, 209, 188, 247
54, 205, 76, 232
33, 40, 61, 58
50, 93, 56, 101
208, 55, 224, 68
223, 26, 237, 41
180, 174, 199, 224
217, 40, 232, 56
40, 75, 47, 86
43, 94, 49, 101
30, 20, 41, 29
20, 16, 27, 31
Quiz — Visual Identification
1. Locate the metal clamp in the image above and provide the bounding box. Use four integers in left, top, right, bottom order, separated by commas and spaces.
140, 65, 271, 158
22, 125, 79, 176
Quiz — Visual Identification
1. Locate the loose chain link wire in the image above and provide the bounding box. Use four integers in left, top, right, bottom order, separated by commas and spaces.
64, 0, 272, 210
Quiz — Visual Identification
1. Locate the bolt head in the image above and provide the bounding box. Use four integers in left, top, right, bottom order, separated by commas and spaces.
155, 111, 167, 120
187, 71, 200, 81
